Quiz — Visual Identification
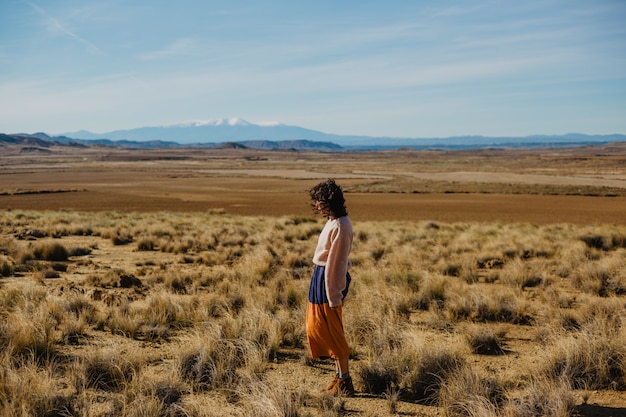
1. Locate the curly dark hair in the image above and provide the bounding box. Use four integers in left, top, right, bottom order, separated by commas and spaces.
309, 179, 348, 218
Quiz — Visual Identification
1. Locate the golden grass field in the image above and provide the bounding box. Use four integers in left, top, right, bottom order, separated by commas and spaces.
0, 143, 625, 416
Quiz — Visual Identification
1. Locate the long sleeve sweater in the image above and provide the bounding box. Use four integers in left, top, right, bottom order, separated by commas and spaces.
312, 216, 353, 307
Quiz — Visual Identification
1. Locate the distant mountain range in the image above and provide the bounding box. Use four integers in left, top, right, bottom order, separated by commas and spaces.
0, 132, 342, 151
3, 118, 626, 150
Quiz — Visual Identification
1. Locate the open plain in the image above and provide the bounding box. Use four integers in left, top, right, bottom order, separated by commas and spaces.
1, 143, 625, 223
0, 143, 625, 417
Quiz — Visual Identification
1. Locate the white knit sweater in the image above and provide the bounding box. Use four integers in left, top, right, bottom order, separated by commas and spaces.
312, 216, 353, 307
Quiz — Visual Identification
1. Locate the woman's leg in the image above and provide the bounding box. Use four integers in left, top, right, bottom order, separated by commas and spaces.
337, 357, 349, 377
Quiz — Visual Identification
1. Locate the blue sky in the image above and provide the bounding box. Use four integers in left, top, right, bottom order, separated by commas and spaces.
1, 0, 625, 138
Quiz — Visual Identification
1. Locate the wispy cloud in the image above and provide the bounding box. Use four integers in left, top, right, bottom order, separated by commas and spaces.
427, 2, 490, 18
26, 1, 102, 54
138, 38, 195, 61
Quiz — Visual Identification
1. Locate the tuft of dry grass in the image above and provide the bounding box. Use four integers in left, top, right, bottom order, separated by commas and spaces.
503, 377, 576, 417
0, 255, 14, 277
1, 297, 62, 364
177, 330, 265, 392
438, 365, 506, 416
74, 348, 142, 392
357, 351, 402, 395
464, 324, 507, 355
237, 378, 306, 417
571, 256, 626, 296
356, 333, 468, 403
32, 241, 69, 262
0, 356, 78, 417
541, 325, 626, 390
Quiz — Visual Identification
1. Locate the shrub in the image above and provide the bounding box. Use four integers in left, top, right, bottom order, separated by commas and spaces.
61, 315, 88, 345
371, 246, 386, 262
137, 238, 155, 251
459, 288, 534, 325
357, 336, 467, 403
229, 293, 246, 314
609, 234, 626, 249
108, 305, 142, 339
0, 360, 78, 417
579, 235, 607, 250
142, 293, 194, 330
0, 255, 14, 276
76, 349, 141, 392
178, 336, 255, 391
571, 257, 626, 296
413, 275, 447, 310
112, 235, 133, 245
501, 259, 545, 289
33, 242, 68, 262
123, 396, 166, 417
43, 269, 61, 279
69, 246, 92, 257
347, 301, 403, 356
400, 346, 467, 403
357, 352, 401, 395
542, 329, 626, 390
502, 377, 575, 417
438, 366, 506, 416
465, 325, 507, 355
164, 274, 193, 294
66, 294, 97, 319
238, 379, 305, 417
5, 300, 61, 364
442, 263, 461, 277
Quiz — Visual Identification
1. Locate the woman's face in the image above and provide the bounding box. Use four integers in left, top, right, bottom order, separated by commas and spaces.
314, 200, 331, 217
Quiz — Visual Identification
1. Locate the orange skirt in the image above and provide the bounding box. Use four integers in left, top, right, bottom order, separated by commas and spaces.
306, 302, 350, 360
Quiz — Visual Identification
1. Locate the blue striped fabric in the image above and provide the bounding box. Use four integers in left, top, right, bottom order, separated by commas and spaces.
308, 264, 351, 305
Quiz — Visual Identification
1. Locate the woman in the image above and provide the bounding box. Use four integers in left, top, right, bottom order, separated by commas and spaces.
306, 179, 354, 396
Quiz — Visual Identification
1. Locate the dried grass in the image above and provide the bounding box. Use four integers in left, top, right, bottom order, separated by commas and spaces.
0, 210, 624, 415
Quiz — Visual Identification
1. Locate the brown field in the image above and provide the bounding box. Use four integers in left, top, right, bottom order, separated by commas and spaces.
0, 143, 625, 416
1, 143, 625, 223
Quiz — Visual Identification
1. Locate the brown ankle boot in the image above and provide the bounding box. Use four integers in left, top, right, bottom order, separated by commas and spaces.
328, 376, 355, 396
323, 375, 340, 392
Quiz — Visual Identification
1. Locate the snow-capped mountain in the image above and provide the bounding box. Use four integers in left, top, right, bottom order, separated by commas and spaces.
175, 117, 261, 128
63, 118, 347, 145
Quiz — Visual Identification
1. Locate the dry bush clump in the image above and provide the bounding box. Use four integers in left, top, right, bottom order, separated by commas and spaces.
464, 324, 507, 355
0, 284, 63, 364
355, 329, 469, 403
438, 365, 506, 416
503, 377, 576, 417
75, 348, 143, 392
237, 379, 306, 417
440, 374, 576, 417
539, 303, 626, 391
32, 241, 69, 262
0, 210, 624, 415
177, 330, 263, 392
571, 256, 626, 296
0, 357, 79, 417
0, 254, 14, 277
